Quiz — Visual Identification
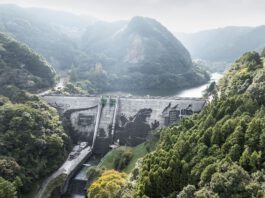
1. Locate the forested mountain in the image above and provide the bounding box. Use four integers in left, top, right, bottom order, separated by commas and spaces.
176, 26, 265, 65
0, 32, 56, 95
81, 16, 191, 74
73, 16, 209, 91
86, 50, 265, 197
0, 30, 71, 197
0, 4, 94, 70
0, 5, 209, 93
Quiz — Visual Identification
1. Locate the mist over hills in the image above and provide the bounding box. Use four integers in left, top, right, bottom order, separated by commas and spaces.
2, 3, 265, 198
81, 17, 192, 74
0, 4, 94, 69
176, 26, 265, 66
77, 16, 209, 91
1, 5, 265, 88
0, 5, 209, 92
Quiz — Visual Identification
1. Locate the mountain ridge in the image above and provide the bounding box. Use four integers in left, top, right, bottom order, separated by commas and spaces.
0, 5, 209, 93
175, 25, 265, 64
77, 16, 209, 91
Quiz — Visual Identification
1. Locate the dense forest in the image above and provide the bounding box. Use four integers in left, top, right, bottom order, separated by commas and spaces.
87, 50, 265, 197
128, 50, 265, 197
0, 31, 70, 197
0, 93, 70, 197
0, 32, 56, 95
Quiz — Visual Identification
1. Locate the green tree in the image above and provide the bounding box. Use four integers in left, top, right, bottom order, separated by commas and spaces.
86, 166, 103, 182
0, 177, 17, 198
87, 170, 127, 198
177, 185, 196, 198
114, 148, 133, 171
0, 94, 69, 193
0, 159, 20, 181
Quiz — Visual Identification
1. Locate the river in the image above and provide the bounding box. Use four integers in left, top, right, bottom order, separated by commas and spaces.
103, 73, 223, 98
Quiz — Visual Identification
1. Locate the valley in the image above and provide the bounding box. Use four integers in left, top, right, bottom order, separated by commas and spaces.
36, 95, 206, 197
0, 2, 265, 198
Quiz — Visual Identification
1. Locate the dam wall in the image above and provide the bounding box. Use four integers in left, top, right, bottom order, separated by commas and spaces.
118, 97, 205, 128
38, 95, 206, 197
43, 95, 206, 146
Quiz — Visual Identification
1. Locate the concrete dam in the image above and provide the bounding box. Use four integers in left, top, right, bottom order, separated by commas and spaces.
37, 95, 206, 198
44, 95, 206, 147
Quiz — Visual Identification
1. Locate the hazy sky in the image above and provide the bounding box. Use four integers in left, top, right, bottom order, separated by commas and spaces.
1, 0, 265, 32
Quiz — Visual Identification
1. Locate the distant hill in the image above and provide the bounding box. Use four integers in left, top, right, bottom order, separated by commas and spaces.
0, 4, 94, 70
76, 16, 209, 91
0, 32, 56, 94
0, 5, 209, 93
176, 26, 265, 69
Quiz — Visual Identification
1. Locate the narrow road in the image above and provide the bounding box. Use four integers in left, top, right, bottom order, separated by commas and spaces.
36, 146, 92, 198
37, 75, 67, 96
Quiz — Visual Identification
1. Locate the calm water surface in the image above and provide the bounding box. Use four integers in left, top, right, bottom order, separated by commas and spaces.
103, 73, 223, 98
176, 73, 223, 97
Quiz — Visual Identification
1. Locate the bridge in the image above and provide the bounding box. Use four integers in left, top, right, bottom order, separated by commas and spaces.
36, 95, 206, 198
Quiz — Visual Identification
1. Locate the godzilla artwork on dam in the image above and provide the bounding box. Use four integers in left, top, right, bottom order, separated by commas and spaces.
43, 95, 206, 146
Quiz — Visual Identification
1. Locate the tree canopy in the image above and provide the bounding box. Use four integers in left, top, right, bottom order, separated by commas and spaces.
0, 93, 70, 194
87, 170, 127, 198
0, 32, 56, 94
119, 50, 265, 197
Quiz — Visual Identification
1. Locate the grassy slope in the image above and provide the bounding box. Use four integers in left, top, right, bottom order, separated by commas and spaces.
99, 143, 149, 174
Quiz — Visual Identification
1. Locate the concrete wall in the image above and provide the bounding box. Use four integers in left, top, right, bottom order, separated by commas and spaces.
39, 95, 206, 197
118, 97, 205, 129
43, 95, 206, 140
70, 107, 97, 134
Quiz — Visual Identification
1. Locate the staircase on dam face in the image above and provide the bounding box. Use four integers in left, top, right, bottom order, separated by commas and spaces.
98, 97, 116, 137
